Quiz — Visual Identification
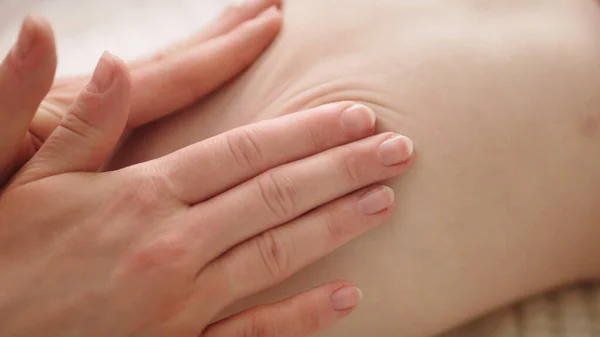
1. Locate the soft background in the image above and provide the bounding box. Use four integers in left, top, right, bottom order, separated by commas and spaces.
0, 0, 599, 336
0, 0, 229, 76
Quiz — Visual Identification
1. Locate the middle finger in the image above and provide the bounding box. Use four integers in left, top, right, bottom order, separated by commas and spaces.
188, 131, 413, 265
160, 102, 376, 204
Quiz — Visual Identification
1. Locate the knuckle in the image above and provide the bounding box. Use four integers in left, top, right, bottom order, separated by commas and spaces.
341, 153, 364, 185
59, 107, 96, 139
226, 128, 264, 171
121, 169, 171, 211
124, 235, 191, 275
321, 206, 348, 242
301, 122, 324, 153
255, 231, 290, 282
118, 235, 194, 324
297, 309, 321, 334
239, 310, 274, 337
256, 172, 297, 220
179, 70, 202, 103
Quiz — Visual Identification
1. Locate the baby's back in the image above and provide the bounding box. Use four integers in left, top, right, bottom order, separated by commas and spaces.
113, 1, 600, 336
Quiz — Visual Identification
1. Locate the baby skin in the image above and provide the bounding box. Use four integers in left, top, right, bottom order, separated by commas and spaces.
110, 0, 600, 336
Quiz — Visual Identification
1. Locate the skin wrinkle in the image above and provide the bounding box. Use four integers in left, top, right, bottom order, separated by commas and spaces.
270, 33, 600, 332
110, 1, 600, 336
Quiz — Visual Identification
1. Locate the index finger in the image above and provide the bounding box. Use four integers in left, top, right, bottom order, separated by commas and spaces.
157, 102, 377, 204
0, 17, 56, 183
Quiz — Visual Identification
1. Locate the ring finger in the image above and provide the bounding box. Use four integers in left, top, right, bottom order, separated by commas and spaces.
189, 132, 412, 264
197, 184, 395, 318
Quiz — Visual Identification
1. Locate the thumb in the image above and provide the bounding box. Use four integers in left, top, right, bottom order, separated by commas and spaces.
12, 52, 132, 187
0, 16, 57, 184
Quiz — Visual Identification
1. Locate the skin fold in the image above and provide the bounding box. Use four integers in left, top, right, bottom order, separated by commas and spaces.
111, 0, 600, 336
0, 5, 418, 335
1, 4, 418, 336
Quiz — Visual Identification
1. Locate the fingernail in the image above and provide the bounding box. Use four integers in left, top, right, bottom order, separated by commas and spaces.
331, 286, 363, 311
358, 186, 395, 215
86, 52, 116, 94
12, 17, 36, 60
378, 135, 413, 166
340, 104, 376, 135
257, 5, 280, 19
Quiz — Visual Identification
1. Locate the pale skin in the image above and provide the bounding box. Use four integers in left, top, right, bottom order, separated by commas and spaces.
110, 0, 600, 336
0, 1, 285, 184
0, 3, 417, 336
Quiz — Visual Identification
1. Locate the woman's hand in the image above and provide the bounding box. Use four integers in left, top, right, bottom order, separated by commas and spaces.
0, 50, 414, 336
0, 0, 282, 184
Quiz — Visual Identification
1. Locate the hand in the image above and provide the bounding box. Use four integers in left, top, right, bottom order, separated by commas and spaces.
0, 0, 282, 184
0, 51, 414, 336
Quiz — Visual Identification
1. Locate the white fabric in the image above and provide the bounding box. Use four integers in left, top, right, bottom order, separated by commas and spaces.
0, 0, 230, 76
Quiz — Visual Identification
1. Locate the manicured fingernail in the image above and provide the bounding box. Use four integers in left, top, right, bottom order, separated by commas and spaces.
378, 135, 413, 166
358, 186, 395, 215
86, 52, 116, 94
340, 104, 376, 135
12, 17, 36, 60
257, 5, 280, 19
331, 286, 363, 311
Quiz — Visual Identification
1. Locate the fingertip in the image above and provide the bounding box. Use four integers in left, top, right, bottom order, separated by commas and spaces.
33, 16, 58, 64
107, 52, 133, 94
206, 7, 281, 76
356, 184, 396, 218
112, 53, 132, 84
254, 6, 283, 29
330, 285, 363, 312
10, 15, 56, 64
86, 52, 131, 96
340, 103, 377, 137
28, 15, 55, 47
233, 5, 282, 36
11, 16, 36, 61
69, 52, 131, 135
223, 0, 282, 21
190, 0, 282, 49
110, 54, 133, 103
223, 5, 282, 57
86, 52, 116, 94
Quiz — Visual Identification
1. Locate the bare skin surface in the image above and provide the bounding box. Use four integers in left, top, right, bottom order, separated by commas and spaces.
111, 0, 600, 336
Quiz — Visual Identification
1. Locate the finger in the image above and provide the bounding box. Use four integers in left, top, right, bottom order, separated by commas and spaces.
132, 0, 281, 68
199, 185, 393, 310
0, 16, 57, 183
188, 132, 412, 264
126, 6, 282, 127
188, 0, 282, 47
202, 282, 362, 337
28, 4, 283, 139
161, 102, 377, 204
12, 52, 132, 186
